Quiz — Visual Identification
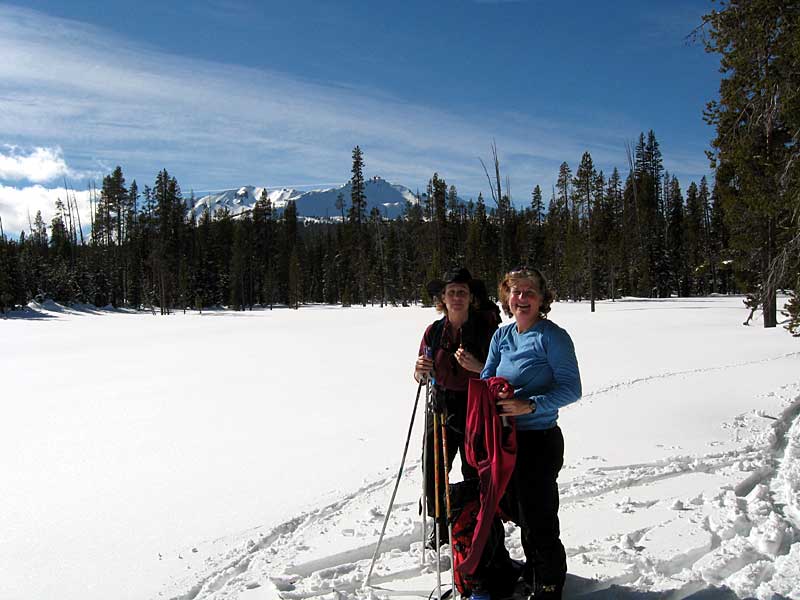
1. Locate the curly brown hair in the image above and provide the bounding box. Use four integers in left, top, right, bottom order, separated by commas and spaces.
498, 268, 555, 318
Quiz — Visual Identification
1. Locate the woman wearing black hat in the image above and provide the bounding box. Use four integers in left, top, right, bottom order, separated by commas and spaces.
414, 267, 499, 549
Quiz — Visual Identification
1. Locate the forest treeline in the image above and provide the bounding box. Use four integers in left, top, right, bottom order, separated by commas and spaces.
0, 132, 793, 332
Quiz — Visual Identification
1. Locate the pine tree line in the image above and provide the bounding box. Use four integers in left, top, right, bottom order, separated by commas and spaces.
4, 133, 778, 323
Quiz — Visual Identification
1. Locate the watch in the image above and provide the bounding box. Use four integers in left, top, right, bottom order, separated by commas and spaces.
529, 399, 537, 414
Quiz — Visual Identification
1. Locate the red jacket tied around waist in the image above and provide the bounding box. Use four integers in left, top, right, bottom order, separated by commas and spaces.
460, 376, 517, 575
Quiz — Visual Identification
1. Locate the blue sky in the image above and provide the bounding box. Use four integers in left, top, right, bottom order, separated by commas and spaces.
0, 0, 719, 233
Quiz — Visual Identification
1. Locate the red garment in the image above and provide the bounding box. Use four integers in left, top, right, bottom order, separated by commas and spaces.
460, 377, 517, 575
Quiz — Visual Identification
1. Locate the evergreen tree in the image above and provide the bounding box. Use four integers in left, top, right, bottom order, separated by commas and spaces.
703, 0, 800, 327
50, 201, 71, 260
527, 185, 545, 268
229, 214, 254, 310
32, 211, 48, 248
551, 164, 573, 298
601, 168, 624, 300
574, 152, 596, 310
530, 185, 544, 227
428, 173, 448, 275
684, 181, 706, 294
348, 146, 366, 226
708, 183, 732, 294
666, 176, 687, 296
0, 237, 24, 312
335, 192, 345, 221
288, 247, 302, 309
347, 146, 368, 304
253, 189, 276, 308
151, 169, 184, 313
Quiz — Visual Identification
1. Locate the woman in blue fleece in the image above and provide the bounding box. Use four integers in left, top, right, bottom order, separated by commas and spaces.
481, 268, 581, 600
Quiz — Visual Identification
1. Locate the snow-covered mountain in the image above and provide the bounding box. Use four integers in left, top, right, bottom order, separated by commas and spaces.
190, 176, 418, 220
190, 186, 303, 218
297, 177, 418, 219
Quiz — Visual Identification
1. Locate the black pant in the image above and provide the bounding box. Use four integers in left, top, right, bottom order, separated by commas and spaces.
505, 426, 567, 590
423, 389, 478, 520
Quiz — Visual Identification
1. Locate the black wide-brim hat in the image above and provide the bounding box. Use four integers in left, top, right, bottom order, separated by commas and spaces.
426, 267, 476, 298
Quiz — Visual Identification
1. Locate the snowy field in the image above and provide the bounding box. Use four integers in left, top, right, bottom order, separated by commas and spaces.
1, 297, 799, 600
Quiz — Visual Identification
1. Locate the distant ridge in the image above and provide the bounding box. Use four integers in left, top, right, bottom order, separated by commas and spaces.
190, 176, 418, 220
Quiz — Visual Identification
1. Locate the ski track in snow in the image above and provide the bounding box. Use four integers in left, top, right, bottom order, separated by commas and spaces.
560, 386, 800, 596
159, 375, 800, 600
581, 351, 800, 403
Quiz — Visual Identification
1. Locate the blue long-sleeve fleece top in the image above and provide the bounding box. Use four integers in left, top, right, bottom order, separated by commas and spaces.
481, 318, 582, 431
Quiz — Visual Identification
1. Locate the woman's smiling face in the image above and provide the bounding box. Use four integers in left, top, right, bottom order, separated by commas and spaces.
509, 279, 541, 327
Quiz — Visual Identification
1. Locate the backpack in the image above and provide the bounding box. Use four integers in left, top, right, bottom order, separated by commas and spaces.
449, 480, 520, 598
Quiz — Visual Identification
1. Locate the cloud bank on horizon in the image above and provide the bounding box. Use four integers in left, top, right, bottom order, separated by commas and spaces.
0, 2, 714, 237
0, 146, 75, 183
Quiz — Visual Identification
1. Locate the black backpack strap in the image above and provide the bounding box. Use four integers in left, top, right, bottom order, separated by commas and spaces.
425, 316, 447, 356
461, 310, 494, 362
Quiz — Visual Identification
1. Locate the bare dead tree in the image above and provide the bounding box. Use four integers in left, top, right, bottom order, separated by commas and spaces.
479, 140, 507, 270
64, 178, 84, 246
88, 181, 96, 241
72, 189, 84, 246
479, 140, 503, 208
63, 178, 75, 243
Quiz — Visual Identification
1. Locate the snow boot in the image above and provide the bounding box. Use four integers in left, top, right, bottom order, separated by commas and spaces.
530, 583, 562, 600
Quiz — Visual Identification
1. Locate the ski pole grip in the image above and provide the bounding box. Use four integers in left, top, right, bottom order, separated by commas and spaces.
423, 345, 434, 384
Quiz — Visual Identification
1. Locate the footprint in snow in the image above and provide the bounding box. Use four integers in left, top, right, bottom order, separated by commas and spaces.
270, 577, 296, 592
671, 499, 686, 510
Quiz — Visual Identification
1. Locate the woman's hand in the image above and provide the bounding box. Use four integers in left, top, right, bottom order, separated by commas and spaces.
496, 388, 513, 399
496, 397, 535, 417
414, 355, 434, 382
454, 346, 484, 373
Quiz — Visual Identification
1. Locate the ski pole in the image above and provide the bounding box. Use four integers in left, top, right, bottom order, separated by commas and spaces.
421, 346, 434, 565
433, 409, 442, 600
421, 379, 430, 566
365, 378, 424, 588
440, 408, 457, 600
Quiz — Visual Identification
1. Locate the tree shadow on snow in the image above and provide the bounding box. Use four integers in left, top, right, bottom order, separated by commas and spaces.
2, 306, 56, 320
564, 574, 772, 600
1, 301, 128, 320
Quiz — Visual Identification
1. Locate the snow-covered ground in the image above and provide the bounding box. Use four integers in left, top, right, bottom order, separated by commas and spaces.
1, 297, 798, 600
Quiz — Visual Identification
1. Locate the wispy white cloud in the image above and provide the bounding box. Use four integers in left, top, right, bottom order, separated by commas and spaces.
0, 2, 706, 212
0, 145, 76, 183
